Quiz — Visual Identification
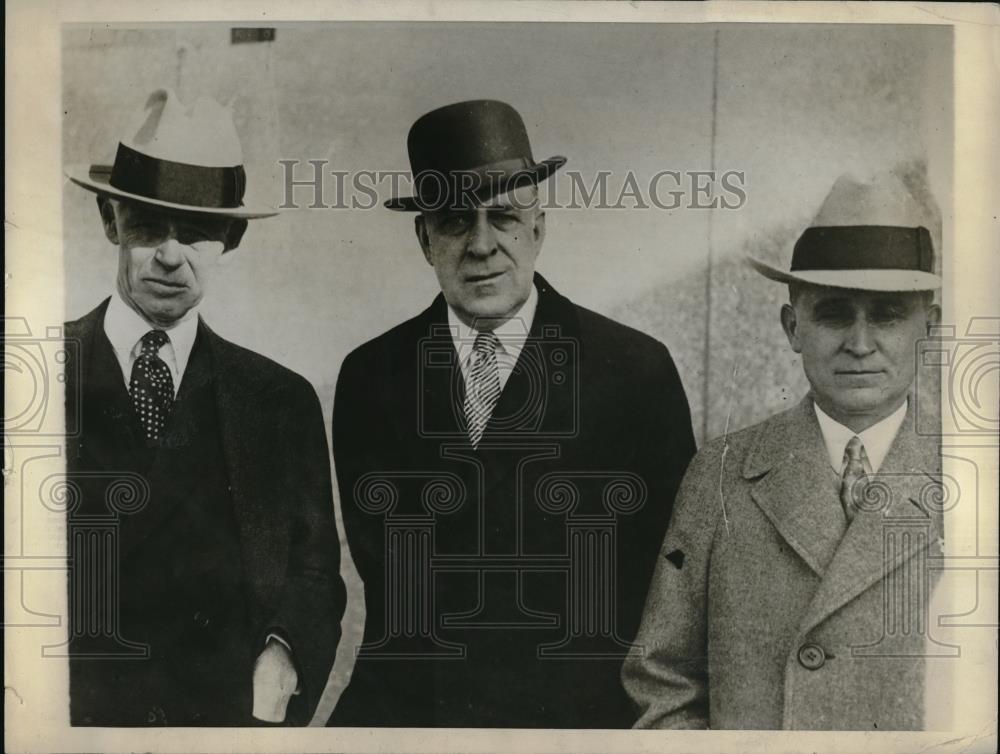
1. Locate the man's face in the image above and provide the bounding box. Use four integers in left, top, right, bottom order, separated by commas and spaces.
102, 199, 232, 328
780, 285, 940, 430
415, 184, 545, 329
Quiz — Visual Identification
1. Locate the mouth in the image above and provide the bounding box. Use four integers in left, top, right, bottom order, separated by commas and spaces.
465, 271, 506, 284
144, 277, 187, 292
835, 369, 886, 383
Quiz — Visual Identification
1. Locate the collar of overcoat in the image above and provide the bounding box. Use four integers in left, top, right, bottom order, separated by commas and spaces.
416, 272, 582, 449
743, 394, 943, 633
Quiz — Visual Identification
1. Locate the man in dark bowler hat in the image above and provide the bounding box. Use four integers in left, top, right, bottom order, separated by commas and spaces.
62, 88, 346, 726
624, 172, 945, 730
329, 99, 696, 728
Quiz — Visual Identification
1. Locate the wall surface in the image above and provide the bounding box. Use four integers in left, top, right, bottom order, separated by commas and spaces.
61, 22, 952, 721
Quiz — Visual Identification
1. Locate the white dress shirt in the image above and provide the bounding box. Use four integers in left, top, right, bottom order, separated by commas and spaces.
103, 293, 199, 396
447, 284, 539, 393
813, 399, 908, 475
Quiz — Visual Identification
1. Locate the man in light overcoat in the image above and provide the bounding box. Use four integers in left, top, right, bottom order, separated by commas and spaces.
622, 172, 945, 730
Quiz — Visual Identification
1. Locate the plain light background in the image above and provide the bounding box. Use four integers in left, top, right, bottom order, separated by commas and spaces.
60, 22, 952, 722
62, 22, 952, 441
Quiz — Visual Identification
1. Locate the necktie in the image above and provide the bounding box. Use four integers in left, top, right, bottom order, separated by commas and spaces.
464, 331, 501, 448
839, 435, 869, 523
130, 329, 174, 441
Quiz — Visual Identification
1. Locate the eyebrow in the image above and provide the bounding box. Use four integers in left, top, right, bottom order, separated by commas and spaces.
124, 211, 228, 236
810, 295, 914, 317
811, 297, 853, 311
434, 204, 521, 219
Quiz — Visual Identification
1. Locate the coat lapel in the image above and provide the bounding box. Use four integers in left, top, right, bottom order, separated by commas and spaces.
70, 299, 150, 474
746, 397, 849, 576
416, 295, 469, 443
482, 274, 579, 443
798, 404, 943, 634
204, 321, 287, 597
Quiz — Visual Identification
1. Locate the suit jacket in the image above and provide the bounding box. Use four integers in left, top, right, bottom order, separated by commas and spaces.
622, 395, 944, 730
64, 299, 346, 724
330, 274, 696, 727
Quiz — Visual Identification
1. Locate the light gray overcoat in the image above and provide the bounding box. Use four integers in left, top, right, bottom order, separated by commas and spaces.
623, 395, 944, 730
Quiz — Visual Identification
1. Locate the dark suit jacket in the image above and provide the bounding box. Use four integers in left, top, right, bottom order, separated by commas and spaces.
330, 274, 695, 727
64, 299, 346, 725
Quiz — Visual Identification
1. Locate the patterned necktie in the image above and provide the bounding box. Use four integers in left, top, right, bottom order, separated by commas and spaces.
839, 435, 869, 523
130, 329, 174, 441
464, 331, 502, 448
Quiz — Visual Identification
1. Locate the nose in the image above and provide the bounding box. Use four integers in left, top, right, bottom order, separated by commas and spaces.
153, 236, 185, 270
465, 211, 497, 259
843, 317, 876, 357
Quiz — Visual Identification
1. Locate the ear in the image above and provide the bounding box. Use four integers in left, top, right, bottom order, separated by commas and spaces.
98, 196, 119, 245
414, 214, 433, 266
925, 302, 942, 334
533, 209, 546, 247
224, 218, 248, 252
780, 303, 802, 353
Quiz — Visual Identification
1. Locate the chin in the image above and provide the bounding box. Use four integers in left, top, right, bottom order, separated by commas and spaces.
143, 304, 185, 326
829, 391, 892, 417
467, 297, 516, 318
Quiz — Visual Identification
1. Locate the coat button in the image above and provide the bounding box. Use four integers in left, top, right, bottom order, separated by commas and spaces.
798, 643, 826, 670
193, 611, 210, 628
146, 706, 167, 724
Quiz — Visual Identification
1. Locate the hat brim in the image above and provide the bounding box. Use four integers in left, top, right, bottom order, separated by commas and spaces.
384, 156, 566, 212
65, 164, 279, 219
746, 256, 942, 292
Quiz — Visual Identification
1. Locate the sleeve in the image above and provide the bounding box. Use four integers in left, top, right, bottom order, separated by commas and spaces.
266, 376, 347, 722
621, 444, 720, 729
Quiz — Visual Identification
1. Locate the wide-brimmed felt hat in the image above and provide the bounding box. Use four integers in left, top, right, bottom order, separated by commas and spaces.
748, 172, 942, 291
66, 89, 277, 219
385, 99, 566, 212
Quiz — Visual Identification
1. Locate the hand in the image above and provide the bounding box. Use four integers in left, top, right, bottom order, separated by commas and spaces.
252, 638, 299, 723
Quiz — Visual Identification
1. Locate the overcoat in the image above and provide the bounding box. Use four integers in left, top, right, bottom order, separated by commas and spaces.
64, 299, 346, 725
329, 274, 696, 728
622, 395, 944, 730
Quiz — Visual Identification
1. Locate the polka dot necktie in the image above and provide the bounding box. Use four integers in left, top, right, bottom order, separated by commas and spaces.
129, 329, 174, 441
463, 331, 502, 449
839, 435, 869, 523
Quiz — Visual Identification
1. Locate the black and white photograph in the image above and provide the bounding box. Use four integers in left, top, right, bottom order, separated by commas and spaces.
5, 2, 998, 752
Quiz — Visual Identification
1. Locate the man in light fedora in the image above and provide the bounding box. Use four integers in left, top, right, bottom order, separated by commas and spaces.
63, 89, 345, 726
622, 171, 945, 730
328, 99, 695, 727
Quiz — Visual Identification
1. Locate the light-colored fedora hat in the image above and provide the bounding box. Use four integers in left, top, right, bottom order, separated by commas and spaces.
66, 89, 277, 219
748, 171, 942, 291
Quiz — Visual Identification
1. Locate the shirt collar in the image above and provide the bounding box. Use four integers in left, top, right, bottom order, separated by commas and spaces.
813, 398, 908, 474
447, 284, 538, 364
104, 292, 199, 378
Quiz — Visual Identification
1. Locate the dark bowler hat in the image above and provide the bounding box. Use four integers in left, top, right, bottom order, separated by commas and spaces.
385, 99, 566, 212
749, 172, 942, 291
66, 89, 277, 219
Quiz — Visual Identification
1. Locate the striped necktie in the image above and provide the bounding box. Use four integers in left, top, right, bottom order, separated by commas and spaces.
464, 331, 501, 448
130, 329, 174, 441
839, 435, 869, 523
